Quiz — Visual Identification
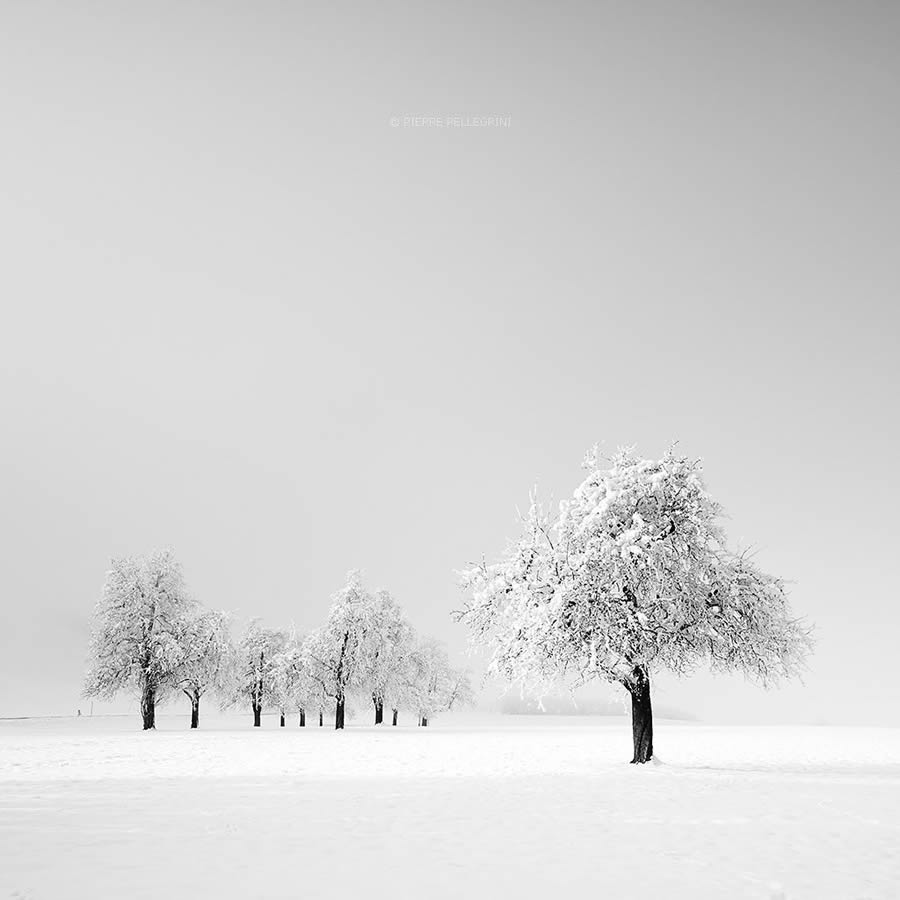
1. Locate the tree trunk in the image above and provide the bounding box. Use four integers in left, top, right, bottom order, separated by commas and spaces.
421, 715, 428, 727
299, 709, 306, 727
141, 682, 155, 730
190, 692, 200, 729
319, 710, 323, 727
628, 665, 654, 764
374, 697, 384, 725
335, 697, 345, 730
253, 702, 262, 728
392, 708, 398, 726
280, 712, 285, 727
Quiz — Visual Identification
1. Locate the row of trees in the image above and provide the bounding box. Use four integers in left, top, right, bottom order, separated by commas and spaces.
84, 559, 472, 730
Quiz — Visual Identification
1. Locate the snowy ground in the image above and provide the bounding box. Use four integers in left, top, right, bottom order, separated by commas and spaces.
1, 714, 898, 900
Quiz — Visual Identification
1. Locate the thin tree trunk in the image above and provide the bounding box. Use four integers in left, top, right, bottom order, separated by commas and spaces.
141, 682, 155, 730
392, 708, 398, 726
374, 697, 384, 725
190, 692, 200, 729
253, 702, 262, 727
299, 709, 306, 727
628, 665, 654, 764
421, 715, 428, 727
319, 710, 323, 727
280, 712, 285, 727
335, 697, 345, 730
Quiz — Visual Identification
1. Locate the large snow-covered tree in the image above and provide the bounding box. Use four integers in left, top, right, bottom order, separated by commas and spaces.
406, 639, 474, 727
83, 550, 196, 730
304, 571, 380, 729
458, 446, 812, 762
233, 621, 286, 727
172, 609, 233, 728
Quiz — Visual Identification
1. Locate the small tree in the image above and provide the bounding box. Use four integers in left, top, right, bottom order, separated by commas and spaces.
294, 647, 328, 727
458, 446, 812, 763
365, 590, 415, 725
304, 571, 378, 729
378, 626, 421, 727
298, 634, 332, 727
234, 621, 286, 727
407, 639, 473, 726
267, 631, 310, 727
84, 550, 195, 730
173, 609, 233, 728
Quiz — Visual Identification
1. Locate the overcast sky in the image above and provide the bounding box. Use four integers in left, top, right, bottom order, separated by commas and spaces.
1, 1, 897, 723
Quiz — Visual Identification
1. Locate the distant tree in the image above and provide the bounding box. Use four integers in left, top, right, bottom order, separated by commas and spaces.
304, 571, 379, 729
268, 631, 321, 727
233, 621, 286, 727
294, 645, 329, 727
379, 632, 423, 727
459, 446, 813, 763
268, 637, 296, 727
407, 639, 474, 726
365, 590, 416, 725
295, 632, 331, 727
172, 609, 233, 728
83, 550, 195, 730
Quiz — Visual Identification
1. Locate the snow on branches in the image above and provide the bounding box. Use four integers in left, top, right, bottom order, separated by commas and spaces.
266, 632, 329, 725
458, 446, 812, 760
83, 557, 471, 731
303, 571, 375, 728
173, 609, 233, 728
299, 572, 471, 728
366, 590, 416, 723
83, 550, 198, 729
405, 639, 474, 726
232, 621, 287, 727
303, 572, 420, 728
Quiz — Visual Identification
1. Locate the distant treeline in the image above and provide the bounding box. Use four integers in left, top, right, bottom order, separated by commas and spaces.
83, 554, 473, 731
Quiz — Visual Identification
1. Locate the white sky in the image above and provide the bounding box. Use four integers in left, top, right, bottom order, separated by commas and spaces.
1, 1, 898, 723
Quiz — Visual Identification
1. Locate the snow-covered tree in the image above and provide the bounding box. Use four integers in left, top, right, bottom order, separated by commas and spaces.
83, 550, 196, 730
406, 639, 474, 726
294, 642, 330, 727
364, 590, 416, 725
384, 656, 419, 726
267, 631, 323, 727
295, 646, 330, 727
458, 446, 813, 763
304, 571, 380, 729
172, 609, 233, 728
232, 621, 287, 727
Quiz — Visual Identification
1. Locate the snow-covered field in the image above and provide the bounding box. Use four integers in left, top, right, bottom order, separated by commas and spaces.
1, 715, 898, 900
